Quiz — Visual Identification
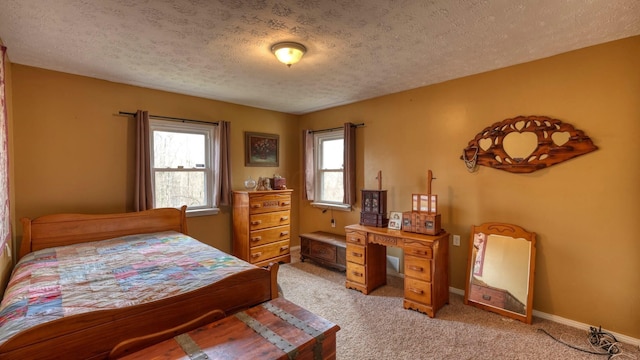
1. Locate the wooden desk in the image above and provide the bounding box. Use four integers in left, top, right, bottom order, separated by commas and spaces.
344, 224, 449, 317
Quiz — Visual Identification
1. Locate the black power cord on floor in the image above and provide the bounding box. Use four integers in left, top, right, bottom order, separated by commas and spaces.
538, 327, 635, 360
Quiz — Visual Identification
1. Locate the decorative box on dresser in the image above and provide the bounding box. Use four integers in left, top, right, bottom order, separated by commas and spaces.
344, 224, 449, 317
232, 190, 293, 267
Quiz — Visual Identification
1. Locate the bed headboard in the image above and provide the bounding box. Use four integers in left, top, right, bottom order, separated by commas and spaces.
19, 206, 188, 260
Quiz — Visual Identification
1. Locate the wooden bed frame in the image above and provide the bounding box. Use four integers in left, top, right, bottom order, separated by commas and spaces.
1, 206, 279, 359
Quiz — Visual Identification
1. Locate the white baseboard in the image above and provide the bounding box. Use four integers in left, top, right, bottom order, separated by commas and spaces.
449, 286, 640, 349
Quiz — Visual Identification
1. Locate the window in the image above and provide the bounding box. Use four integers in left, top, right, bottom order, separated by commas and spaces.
149, 119, 219, 215
313, 130, 349, 209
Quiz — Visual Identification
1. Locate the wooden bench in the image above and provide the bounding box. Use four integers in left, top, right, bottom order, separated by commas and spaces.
300, 231, 347, 271
116, 297, 340, 360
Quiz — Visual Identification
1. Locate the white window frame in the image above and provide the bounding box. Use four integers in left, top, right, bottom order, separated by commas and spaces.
311, 130, 351, 211
149, 119, 220, 216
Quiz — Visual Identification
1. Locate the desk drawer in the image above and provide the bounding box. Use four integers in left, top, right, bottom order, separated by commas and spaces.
249, 225, 290, 247
346, 263, 366, 285
405, 245, 433, 259
249, 240, 290, 264
404, 277, 432, 305
404, 255, 432, 282
345, 230, 366, 245
249, 210, 290, 231
346, 244, 365, 265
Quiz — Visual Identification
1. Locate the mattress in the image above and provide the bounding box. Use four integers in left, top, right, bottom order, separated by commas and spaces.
0, 231, 255, 344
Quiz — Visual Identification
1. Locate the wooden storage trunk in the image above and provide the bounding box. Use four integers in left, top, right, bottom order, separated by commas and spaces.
300, 231, 347, 271
120, 297, 340, 360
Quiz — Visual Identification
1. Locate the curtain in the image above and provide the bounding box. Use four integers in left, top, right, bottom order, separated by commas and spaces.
134, 110, 153, 211
0, 45, 10, 252
303, 129, 315, 200
217, 121, 232, 206
343, 122, 356, 206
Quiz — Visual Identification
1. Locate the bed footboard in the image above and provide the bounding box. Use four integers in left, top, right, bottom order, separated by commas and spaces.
0, 263, 279, 360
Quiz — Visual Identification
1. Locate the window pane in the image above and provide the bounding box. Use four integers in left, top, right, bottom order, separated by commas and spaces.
154, 131, 205, 168
154, 171, 206, 208
321, 171, 344, 202
321, 139, 343, 169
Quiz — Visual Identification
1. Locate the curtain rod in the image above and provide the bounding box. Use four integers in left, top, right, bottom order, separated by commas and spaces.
118, 111, 218, 126
309, 123, 365, 134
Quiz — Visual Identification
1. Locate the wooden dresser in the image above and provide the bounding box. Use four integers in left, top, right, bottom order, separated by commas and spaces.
344, 224, 449, 317
232, 190, 293, 267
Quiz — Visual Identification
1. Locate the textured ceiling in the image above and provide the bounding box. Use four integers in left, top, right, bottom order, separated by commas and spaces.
0, 0, 638, 114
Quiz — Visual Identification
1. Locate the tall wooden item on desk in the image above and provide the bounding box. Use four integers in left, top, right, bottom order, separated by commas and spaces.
360, 170, 388, 227
402, 170, 442, 235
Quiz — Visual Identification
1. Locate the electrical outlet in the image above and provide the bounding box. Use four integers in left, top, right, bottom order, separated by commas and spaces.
331, 218, 336, 227
453, 235, 461, 246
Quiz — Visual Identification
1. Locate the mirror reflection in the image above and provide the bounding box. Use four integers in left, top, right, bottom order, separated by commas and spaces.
464, 223, 536, 324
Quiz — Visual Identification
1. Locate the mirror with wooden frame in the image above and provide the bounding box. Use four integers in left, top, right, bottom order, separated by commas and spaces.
464, 222, 537, 324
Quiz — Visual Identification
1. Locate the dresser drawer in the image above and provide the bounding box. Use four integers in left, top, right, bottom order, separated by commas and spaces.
346, 263, 366, 285
346, 244, 365, 265
249, 210, 290, 231
404, 255, 431, 281
345, 230, 366, 245
469, 284, 507, 308
404, 277, 432, 305
248, 193, 291, 214
249, 239, 290, 264
249, 225, 290, 247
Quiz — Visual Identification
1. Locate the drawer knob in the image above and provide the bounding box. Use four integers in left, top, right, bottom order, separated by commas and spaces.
408, 265, 423, 272
351, 252, 363, 257
351, 271, 363, 277
280, 245, 289, 252
280, 231, 289, 236
409, 288, 424, 295
251, 204, 262, 208
281, 201, 290, 206
251, 252, 262, 258
251, 220, 262, 226
482, 294, 492, 301
250, 236, 262, 242
280, 216, 289, 221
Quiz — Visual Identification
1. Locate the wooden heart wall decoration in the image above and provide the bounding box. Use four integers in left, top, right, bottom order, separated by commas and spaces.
461, 115, 598, 173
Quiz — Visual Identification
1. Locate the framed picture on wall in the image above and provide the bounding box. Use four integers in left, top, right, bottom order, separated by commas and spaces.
245, 132, 279, 167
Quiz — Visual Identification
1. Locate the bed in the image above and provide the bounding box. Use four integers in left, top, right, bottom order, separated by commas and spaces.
0, 206, 279, 359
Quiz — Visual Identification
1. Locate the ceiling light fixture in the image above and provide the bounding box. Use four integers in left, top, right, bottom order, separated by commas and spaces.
271, 42, 306, 67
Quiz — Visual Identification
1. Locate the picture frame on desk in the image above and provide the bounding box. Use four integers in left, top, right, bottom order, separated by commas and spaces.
245, 132, 279, 167
388, 211, 402, 230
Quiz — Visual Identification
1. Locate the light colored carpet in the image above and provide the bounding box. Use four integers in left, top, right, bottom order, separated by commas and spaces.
277, 261, 639, 360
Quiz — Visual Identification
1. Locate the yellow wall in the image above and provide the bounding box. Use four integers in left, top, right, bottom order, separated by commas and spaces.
299, 36, 640, 338
10, 65, 300, 253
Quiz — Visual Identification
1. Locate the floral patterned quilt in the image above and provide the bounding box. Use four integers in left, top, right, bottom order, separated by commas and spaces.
0, 231, 255, 344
